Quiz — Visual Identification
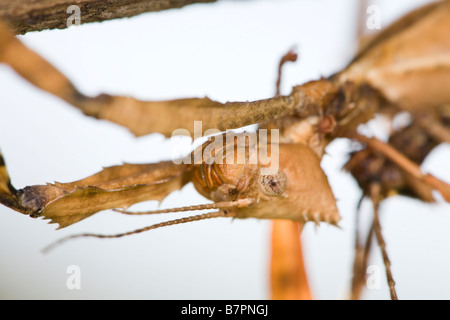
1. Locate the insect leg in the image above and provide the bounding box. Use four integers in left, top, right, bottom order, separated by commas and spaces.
0, 20, 303, 138
351, 132, 450, 202
370, 183, 398, 300
0, 151, 193, 228
350, 195, 375, 300
412, 109, 450, 144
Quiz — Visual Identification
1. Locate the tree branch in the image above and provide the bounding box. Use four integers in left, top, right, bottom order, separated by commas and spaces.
0, 0, 216, 35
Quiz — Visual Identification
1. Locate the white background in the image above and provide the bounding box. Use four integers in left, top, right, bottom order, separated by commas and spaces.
0, 0, 449, 299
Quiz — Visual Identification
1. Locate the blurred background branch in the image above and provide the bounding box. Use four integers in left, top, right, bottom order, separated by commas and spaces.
0, 0, 216, 34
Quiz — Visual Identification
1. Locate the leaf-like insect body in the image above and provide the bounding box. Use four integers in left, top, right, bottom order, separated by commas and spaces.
337, 1, 450, 110
191, 134, 340, 225
2, 133, 340, 228
5, 2, 448, 231
1, 160, 192, 228
234, 143, 340, 225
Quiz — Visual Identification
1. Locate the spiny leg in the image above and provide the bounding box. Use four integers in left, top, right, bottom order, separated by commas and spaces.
0, 20, 335, 138
0, 151, 192, 228
345, 122, 446, 299
349, 132, 450, 203
350, 196, 365, 299
351, 186, 398, 300
344, 123, 445, 299
351, 221, 375, 300
350, 195, 375, 300
370, 183, 398, 300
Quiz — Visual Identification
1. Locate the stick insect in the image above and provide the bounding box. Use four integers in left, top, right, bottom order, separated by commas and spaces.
0, 1, 449, 299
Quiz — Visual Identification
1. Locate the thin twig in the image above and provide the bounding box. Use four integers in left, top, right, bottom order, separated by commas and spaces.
370, 183, 398, 300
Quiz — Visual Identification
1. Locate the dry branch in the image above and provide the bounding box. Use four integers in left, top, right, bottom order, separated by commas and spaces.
0, 0, 216, 35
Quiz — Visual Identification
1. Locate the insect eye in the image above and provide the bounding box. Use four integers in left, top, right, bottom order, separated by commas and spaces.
258, 169, 287, 196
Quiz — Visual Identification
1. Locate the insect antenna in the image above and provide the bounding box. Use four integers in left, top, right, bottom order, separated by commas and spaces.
42, 210, 231, 254
114, 198, 254, 215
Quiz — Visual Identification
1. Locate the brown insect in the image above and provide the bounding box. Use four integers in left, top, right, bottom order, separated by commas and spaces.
0, 1, 449, 300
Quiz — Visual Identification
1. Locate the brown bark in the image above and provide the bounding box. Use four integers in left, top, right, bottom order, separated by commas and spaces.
0, 0, 216, 35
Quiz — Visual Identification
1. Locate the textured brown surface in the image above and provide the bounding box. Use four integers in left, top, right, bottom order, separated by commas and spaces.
0, 19, 334, 138
337, 1, 450, 110
0, 151, 192, 228
0, 0, 216, 34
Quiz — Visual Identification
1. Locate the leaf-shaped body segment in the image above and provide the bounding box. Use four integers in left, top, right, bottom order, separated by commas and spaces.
15, 162, 192, 228
191, 134, 340, 224
337, 1, 450, 110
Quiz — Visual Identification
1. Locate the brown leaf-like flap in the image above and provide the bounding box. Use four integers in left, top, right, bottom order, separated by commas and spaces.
77, 94, 298, 138
0, 20, 300, 138
337, 1, 450, 110
234, 143, 340, 225
17, 162, 192, 228
350, 1, 441, 65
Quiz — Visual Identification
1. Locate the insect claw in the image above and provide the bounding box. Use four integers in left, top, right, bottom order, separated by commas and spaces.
302, 212, 309, 223
330, 221, 342, 229
313, 212, 321, 226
